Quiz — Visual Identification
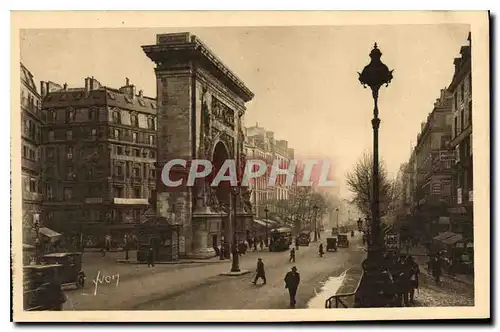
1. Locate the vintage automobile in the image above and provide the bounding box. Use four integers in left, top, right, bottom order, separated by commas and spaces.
326, 237, 338, 252
41, 252, 86, 288
337, 234, 350, 248
297, 232, 311, 246
23, 264, 64, 311
269, 227, 292, 252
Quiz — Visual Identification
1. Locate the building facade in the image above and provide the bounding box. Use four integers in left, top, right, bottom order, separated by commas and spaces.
414, 89, 454, 239
244, 123, 294, 220
40, 77, 157, 247
21, 63, 43, 244
448, 33, 473, 240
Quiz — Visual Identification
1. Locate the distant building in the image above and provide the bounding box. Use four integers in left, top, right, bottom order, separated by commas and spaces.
20, 63, 43, 244
244, 123, 294, 220
414, 88, 454, 238
40, 77, 157, 246
448, 32, 473, 239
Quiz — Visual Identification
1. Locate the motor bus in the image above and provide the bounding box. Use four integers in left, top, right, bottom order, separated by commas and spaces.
269, 227, 292, 252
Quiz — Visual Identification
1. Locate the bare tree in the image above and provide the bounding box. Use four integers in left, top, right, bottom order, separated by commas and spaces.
346, 152, 399, 219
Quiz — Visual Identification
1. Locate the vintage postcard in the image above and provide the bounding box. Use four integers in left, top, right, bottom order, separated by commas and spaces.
11, 11, 490, 322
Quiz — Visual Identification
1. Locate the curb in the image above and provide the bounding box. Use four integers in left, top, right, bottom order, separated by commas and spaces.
116, 259, 227, 265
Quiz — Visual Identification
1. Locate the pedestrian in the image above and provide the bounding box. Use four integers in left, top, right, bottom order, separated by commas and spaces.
432, 252, 442, 285
407, 255, 420, 304
259, 239, 264, 251
284, 266, 300, 308
289, 247, 296, 263
295, 237, 299, 250
248, 238, 253, 250
253, 237, 258, 252
252, 258, 266, 285
147, 246, 155, 267
318, 243, 324, 257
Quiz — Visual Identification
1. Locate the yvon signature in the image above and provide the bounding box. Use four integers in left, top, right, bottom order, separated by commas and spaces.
92, 271, 120, 296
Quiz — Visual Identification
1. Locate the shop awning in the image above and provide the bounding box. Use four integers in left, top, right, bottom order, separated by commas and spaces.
433, 231, 455, 241
441, 233, 463, 245
39, 227, 62, 243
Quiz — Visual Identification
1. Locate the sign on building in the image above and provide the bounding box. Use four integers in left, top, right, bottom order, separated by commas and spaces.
439, 150, 455, 162
385, 233, 400, 252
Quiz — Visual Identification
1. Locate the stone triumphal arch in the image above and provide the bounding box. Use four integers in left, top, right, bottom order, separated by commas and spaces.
143, 32, 254, 258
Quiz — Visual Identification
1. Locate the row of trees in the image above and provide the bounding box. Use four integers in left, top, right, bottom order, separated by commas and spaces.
263, 186, 341, 235
345, 152, 406, 226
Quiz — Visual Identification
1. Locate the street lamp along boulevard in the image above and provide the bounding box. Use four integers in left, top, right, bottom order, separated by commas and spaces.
312, 205, 319, 242
264, 206, 269, 248
230, 184, 241, 272
357, 42, 393, 307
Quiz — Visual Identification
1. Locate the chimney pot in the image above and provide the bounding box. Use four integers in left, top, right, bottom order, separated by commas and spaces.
126, 77, 130, 86
139, 90, 143, 97
63, 83, 68, 90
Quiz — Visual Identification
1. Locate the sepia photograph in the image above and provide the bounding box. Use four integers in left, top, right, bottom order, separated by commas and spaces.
11, 11, 490, 322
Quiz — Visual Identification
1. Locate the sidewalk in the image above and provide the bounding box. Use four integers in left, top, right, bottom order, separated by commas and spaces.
406, 246, 474, 286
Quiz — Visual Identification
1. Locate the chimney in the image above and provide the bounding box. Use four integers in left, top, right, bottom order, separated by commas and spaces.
126, 77, 130, 86
40, 81, 47, 98
63, 83, 68, 90
138, 90, 143, 98
85, 77, 90, 92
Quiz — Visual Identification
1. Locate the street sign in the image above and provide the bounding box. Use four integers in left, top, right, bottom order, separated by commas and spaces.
385, 233, 399, 251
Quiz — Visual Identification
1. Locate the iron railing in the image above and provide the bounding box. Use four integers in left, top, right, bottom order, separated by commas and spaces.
325, 269, 364, 308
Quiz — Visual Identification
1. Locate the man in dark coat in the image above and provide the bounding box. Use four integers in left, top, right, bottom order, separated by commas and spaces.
252, 258, 266, 285
284, 266, 300, 308
407, 255, 420, 304
432, 252, 443, 285
289, 248, 296, 263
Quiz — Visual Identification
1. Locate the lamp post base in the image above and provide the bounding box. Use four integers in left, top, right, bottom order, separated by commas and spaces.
230, 249, 240, 272
356, 251, 394, 308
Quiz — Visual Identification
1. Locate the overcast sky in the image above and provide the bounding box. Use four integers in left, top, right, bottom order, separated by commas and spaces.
20, 25, 470, 198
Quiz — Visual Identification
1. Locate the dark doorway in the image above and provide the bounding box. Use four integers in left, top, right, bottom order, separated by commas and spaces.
212, 234, 218, 247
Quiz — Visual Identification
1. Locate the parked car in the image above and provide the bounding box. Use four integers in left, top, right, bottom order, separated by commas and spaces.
337, 234, 350, 248
41, 252, 86, 288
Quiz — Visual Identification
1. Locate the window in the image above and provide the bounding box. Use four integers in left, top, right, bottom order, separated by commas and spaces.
46, 184, 53, 200
63, 187, 73, 201
116, 146, 123, 155
67, 166, 74, 180
112, 111, 121, 124
88, 167, 95, 180
133, 149, 140, 157
22, 146, 27, 158
67, 146, 73, 159
113, 129, 121, 140
453, 117, 458, 138
66, 109, 75, 123
91, 128, 97, 138
148, 117, 156, 130
66, 130, 73, 140
131, 114, 139, 127
89, 109, 99, 121
149, 135, 155, 146
454, 93, 458, 110
133, 167, 140, 177
29, 178, 37, 193
133, 187, 141, 198
113, 186, 123, 198
46, 147, 54, 160
133, 209, 141, 220
150, 150, 156, 159
132, 132, 138, 143
114, 165, 123, 176
150, 169, 156, 179
460, 83, 465, 102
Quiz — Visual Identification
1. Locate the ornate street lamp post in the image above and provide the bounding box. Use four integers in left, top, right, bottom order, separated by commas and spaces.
230, 185, 241, 272
313, 204, 318, 242
336, 207, 340, 230
264, 206, 269, 247
358, 43, 393, 256
357, 43, 393, 307
219, 203, 225, 260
